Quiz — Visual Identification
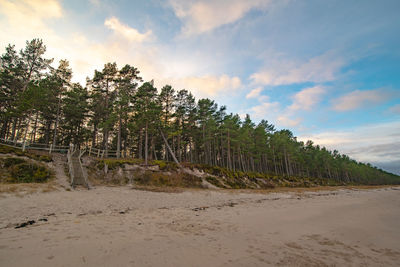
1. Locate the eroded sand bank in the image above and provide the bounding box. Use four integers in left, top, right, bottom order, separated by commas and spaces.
1, 186, 399, 266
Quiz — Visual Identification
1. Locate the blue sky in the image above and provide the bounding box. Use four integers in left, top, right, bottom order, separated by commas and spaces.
0, 0, 399, 174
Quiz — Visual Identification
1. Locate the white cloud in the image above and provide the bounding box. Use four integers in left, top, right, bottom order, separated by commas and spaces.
0, 0, 62, 40
0, 0, 241, 100
158, 74, 241, 99
332, 88, 394, 111
298, 121, 400, 174
249, 96, 280, 119
277, 115, 302, 127
247, 85, 325, 128
250, 51, 345, 86
89, 0, 101, 6
104, 17, 152, 42
246, 87, 262, 99
0, 0, 62, 20
169, 0, 271, 35
289, 85, 325, 111
249, 97, 303, 127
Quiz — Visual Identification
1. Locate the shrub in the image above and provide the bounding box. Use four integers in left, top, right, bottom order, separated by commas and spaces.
96, 158, 144, 170
152, 160, 167, 170
38, 155, 52, 162
0, 145, 53, 162
134, 171, 202, 188
4, 157, 26, 168
0, 144, 19, 154
9, 163, 51, 183
151, 160, 178, 171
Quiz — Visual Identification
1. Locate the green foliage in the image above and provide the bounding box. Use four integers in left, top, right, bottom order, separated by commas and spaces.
151, 160, 178, 171
1, 39, 399, 188
134, 171, 202, 188
96, 158, 144, 170
38, 155, 52, 162
0, 157, 52, 183
0, 145, 52, 162
3, 157, 25, 167
9, 163, 51, 183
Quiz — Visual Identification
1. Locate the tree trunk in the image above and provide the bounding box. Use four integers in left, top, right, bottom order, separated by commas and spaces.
138, 129, 143, 159
31, 111, 39, 143
145, 121, 148, 165
11, 117, 18, 142
52, 95, 62, 147
92, 123, 97, 148
117, 115, 121, 158
160, 128, 181, 167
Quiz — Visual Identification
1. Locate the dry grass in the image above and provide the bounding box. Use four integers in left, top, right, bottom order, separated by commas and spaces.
131, 185, 185, 193
0, 181, 58, 196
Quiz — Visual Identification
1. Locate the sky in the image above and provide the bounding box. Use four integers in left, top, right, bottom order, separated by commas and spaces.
0, 0, 399, 174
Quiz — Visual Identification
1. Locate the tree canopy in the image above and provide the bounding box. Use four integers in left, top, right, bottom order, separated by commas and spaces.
1, 39, 399, 185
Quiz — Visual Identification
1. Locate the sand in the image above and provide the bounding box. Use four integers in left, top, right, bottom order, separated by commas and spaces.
0, 186, 399, 266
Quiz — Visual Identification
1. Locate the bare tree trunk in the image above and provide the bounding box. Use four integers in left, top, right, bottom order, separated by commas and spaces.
159, 128, 181, 167
138, 129, 143, 159
92, 123, 97, 148
31, 111, 39, 143
0, 118, 8, 139
145, 121, 148, 165
52, 95, 62, 147
11, 117, 18, 142
22, 111, 33, 146
103, 130, 109, 157
117, 115, 121, 158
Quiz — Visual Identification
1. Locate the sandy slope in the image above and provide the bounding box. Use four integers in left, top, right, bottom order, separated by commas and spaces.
0, 186, 399, 266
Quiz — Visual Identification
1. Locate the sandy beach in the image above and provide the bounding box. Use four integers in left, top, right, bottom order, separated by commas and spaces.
0, 186, 399, 266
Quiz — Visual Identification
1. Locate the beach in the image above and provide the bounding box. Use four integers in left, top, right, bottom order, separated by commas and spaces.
0, 186, 399, 266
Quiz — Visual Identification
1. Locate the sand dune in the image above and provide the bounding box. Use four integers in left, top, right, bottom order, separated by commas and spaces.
0, 186, 399, 266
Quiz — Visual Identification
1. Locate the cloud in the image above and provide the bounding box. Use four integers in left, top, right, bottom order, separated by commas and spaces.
370, 160, 400, 176
332, 89, 394, 111
0, 0, 242, 102
104, 17, 152, 42
89, 0, 101, 6
249, 96, 303, 127
246, 87, 262, 99
298, 121, 400, 174
277, 115, 302, 127
0, 0, 62, 35
247, 86, 325, 128
289, 85, 325, 111
250, 51, 345, 86
169, 0, 271, 35
158, 74, 241, 99
252, 85, 324, 127
249, 96, 280, 119
0, 0, 62, 19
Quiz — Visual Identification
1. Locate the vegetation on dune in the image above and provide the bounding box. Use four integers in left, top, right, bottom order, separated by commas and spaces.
1, 39, 399, 187
134, 171, 202, 188
0, 144, 52, 162
0, 157, 52, 183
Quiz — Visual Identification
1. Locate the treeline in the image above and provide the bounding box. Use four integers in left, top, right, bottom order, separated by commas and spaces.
1, 39, 399, 185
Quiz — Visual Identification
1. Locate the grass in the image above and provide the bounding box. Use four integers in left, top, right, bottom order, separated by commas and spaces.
89, 157, 351, 190
134, 171, 202, 188
0, 144, 53, 162
1, 155, 54, 184
0, 182, 58, 196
